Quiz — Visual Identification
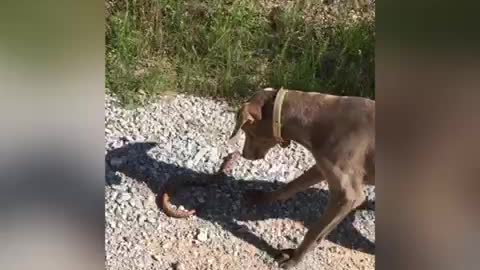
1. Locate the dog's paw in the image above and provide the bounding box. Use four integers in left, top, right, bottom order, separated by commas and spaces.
243, 189, 271, 207
275, 249, 299, 269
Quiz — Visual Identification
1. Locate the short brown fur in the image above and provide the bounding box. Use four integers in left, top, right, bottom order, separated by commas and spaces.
229, 88, 375, 268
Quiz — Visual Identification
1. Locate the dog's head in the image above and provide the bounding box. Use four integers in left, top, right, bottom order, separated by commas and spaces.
228, 88, 290, 160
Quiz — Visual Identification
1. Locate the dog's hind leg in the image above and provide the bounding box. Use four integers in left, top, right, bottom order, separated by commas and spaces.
244, 165, 324, 206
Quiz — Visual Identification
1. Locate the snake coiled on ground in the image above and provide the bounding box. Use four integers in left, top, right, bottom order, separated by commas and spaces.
161, 151, 241, 218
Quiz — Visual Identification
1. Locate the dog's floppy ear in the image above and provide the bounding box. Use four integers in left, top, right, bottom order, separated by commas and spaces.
228, 103, 262, 144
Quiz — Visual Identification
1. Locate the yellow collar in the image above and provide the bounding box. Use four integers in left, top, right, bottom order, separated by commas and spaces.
273, 87, 288, 143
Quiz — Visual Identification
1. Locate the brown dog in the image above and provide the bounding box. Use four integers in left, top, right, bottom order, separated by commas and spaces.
228, 87, 375, 268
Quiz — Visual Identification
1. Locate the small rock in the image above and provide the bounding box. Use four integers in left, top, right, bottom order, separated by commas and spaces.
208, 147, 219, 163
162, 241, 172, 249
138, 215, 147, 224
108, 220, 116, 229
185, 159, 194, 168
109, 157, 125, 167
196, 230, 208, 242
130, 198, 143, 209
328, 246, 338, 253
134, 134, 145, 141
172, 262, 185, 270
144, 194, 157, 208
110, 140, 123, 149
112, 184, 127, 192
117, 192, 132, 202
193, 147, 208, 165
147, 216, 156, 224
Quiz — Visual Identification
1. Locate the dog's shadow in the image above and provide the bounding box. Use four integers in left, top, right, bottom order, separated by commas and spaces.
105, 142, 375, 258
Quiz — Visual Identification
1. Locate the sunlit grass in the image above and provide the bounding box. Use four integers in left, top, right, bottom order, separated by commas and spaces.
106, 0, 375, 106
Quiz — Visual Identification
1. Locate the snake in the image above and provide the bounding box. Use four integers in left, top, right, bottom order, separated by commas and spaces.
161, 151, 241, 218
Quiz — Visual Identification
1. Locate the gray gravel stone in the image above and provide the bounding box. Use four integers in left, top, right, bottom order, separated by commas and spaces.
173, 262, 185, 270
112, 184, 127, 191
110, 157, 125, 167
117, 192, 132, 202
196, 230, 208, 242
105, 91, 375, 270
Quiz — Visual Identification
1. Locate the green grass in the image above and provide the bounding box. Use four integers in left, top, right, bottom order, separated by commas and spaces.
106, 0, 375, 106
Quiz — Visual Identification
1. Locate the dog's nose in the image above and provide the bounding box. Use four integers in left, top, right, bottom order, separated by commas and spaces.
242, 153, 254, 160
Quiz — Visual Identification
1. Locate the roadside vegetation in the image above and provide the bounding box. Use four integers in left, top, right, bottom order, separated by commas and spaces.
106, 0, 375, 107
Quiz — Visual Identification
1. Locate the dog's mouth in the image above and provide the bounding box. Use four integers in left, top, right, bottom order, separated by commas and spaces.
242, 149, 266, 160
244, 155, 260, 161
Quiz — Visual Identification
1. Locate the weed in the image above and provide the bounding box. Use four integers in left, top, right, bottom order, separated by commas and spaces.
106, 0, 375, 106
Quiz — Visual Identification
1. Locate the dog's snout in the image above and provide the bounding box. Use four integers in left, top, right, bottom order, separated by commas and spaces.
242, 149, 263, 160
241, 151, 256, 160
254, 150, 265, 160
242, 149, 264, 160
242, 135, 272, 160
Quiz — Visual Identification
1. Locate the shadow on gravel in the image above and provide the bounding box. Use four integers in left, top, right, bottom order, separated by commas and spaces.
105, 142, 375, 258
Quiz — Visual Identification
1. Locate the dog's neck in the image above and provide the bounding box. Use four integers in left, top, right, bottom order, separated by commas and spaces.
273, 90, 336, 150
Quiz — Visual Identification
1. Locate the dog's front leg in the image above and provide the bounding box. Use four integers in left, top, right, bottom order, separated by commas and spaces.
354, 198, 374, 211
275, 187, 360, 268
244, 165, 324, 206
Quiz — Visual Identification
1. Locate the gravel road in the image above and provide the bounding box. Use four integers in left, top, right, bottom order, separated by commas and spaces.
105, 93, 375, 270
